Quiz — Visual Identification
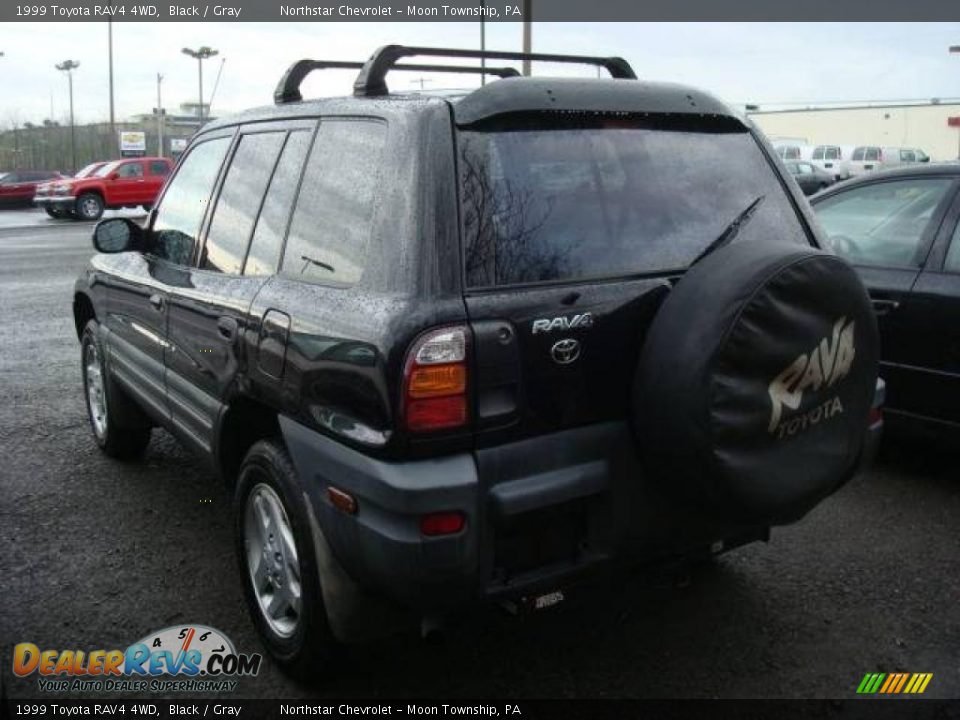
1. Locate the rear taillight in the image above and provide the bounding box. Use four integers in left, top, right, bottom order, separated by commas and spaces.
403, 326, 469, 433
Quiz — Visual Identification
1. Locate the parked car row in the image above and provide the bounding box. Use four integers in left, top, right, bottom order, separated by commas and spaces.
774, 142, 930, 181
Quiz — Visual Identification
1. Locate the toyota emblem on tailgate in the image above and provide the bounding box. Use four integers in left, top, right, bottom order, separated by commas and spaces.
551, 338, 581, 365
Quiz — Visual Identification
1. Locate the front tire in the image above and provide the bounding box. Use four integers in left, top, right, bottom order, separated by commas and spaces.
81, 320, 152, 459
75, 192, 104, 221
44, 206, 65, 219
235, 439, 340, 678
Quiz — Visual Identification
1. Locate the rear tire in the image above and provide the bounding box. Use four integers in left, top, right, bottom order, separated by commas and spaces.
81, 320, 152, 459
235, 438, 341, 679
75, 192, 104, 221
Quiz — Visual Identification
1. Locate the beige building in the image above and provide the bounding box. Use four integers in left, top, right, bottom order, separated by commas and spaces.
748, 102, 960, 162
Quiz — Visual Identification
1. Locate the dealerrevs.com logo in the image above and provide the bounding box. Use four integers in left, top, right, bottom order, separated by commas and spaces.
767, 317, 856, 439
12, 625, 261, 693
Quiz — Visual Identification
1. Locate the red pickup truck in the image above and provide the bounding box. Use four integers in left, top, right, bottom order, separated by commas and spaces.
34, 157, 172, 221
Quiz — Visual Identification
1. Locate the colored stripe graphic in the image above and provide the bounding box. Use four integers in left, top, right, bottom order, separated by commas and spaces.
857, 673, 886, 694
857, 672, 932, 695
904, 673, 933, 694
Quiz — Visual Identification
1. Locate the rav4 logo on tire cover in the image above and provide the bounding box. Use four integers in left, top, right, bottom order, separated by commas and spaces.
767, 317, 856, 438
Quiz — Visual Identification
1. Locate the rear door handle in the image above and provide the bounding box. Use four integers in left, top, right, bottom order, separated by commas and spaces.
148, 294, 164, 310
217, 317, 239, 342
871, 298, 900, 316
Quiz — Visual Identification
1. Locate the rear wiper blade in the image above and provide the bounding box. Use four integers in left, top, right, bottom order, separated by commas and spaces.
690, 194, 766, 267
300, 255, 335, 274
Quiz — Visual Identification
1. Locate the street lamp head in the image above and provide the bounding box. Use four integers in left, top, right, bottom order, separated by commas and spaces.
183, 46, 219, 60
56, 59, 80, 72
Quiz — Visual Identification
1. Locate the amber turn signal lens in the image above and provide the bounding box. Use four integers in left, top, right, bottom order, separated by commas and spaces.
407, 363, 467, 399
327, 486, 357, 515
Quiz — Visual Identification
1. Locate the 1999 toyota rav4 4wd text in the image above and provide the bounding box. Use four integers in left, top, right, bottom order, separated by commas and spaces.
73, 46, 884, 676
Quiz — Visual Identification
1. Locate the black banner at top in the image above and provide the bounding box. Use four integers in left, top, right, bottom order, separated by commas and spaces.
3, 0, 960, 22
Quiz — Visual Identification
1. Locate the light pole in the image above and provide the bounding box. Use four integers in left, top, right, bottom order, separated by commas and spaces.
156, 73, 164, 156
56, 60, 79, 173
108, 19, 115, 140
181, 46, 218, 124
952, 46, 960, 159
480, 1, 486, 86
522, 0, 532, 76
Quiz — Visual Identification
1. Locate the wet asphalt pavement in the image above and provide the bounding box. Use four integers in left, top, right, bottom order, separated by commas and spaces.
0, 215, 958, 700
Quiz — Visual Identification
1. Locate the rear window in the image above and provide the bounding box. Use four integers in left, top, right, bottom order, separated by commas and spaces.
459, 116, 809, 288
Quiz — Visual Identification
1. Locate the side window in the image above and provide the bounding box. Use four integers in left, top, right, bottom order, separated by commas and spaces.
244, 131, 311, 276
945, 222, 960, 273
201, 132, 286, 274
815, 178, 953, 268
3, 173, 19, 183
149, 136, 231, 265
150, 161, 170, 176
280, 120, 386, 286
117, 163, 144, 178
901, 150, 916, 162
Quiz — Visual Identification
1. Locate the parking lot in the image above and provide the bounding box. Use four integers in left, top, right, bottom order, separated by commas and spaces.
0, 213, 958, 700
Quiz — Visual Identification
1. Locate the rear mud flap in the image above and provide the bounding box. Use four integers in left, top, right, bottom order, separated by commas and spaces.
303, 493, 415, 644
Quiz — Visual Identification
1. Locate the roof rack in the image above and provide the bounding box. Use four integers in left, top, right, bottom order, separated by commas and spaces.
353, 45, 637, 97
274, 59, 520, 104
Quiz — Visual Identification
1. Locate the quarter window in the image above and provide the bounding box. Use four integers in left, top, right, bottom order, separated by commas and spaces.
814, 178, 953, 268
280, 120, 386, 286
244, 131, 311, 276
148, 136, 231, 265
202, 132, 286, 275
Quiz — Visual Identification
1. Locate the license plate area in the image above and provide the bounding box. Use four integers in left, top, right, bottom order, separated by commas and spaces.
493, 499, 587, 578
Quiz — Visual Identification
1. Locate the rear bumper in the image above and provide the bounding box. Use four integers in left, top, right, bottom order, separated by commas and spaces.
280, 381, 884, 614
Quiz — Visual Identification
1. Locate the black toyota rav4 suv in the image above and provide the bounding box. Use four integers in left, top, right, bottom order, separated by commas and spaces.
73, 46, 884, 676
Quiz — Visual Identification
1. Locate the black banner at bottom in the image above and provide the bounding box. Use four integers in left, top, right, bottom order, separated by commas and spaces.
3, 699, 960, 720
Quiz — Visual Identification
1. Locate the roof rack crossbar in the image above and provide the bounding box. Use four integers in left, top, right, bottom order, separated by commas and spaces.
274, 58, 521, 104
353, 45, 637, 97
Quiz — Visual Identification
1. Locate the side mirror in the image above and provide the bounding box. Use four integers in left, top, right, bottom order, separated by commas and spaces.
93, 218, 142, 253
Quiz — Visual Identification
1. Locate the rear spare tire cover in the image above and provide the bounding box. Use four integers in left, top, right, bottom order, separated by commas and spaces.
633, 240, 879, 524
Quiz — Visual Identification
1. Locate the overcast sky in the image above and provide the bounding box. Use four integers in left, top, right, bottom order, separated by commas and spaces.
2, 22, 959, 126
